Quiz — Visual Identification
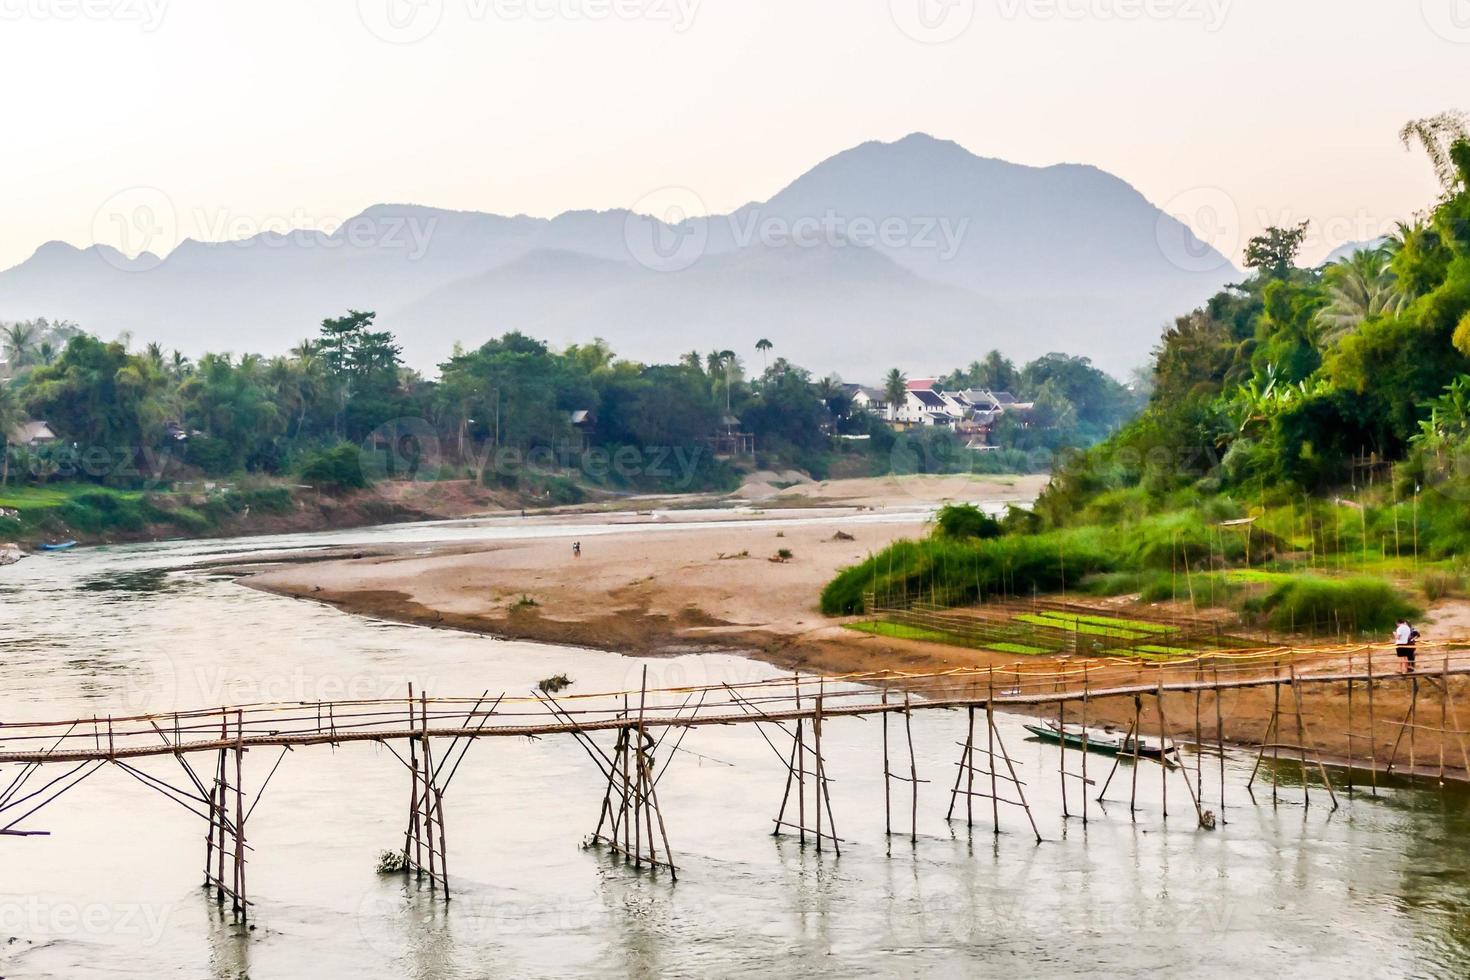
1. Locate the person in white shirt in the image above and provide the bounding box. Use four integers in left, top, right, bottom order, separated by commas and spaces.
1393, 619, 1418, 674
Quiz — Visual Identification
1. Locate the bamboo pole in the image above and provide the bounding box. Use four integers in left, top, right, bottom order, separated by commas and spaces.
881, 688, 891, 837
1368, 651, 1378, 795
1129, 695, 1142, 818
1214, 666, 1226, 824
904, 693, 918, 844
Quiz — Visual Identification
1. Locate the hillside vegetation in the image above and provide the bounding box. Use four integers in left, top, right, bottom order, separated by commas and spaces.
825, 112, 1470, 641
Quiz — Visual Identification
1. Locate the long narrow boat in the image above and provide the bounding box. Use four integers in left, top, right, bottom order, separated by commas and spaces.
39, 540, 78, 552
1022, 721, 1179, 762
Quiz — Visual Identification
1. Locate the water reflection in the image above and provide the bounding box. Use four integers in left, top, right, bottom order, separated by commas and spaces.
4, 517, 1470, 977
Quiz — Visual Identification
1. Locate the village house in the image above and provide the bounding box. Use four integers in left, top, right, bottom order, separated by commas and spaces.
6, 420, 58, 448
840, 377, 1035, 445
842, 384, 891, 420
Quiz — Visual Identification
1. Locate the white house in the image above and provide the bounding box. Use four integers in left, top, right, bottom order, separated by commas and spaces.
842, 384, 893, 420
896, 388, 963, 427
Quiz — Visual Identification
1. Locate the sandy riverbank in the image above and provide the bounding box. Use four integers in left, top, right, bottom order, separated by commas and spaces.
244, 474, 1046, 667
241, 473, 1470, 778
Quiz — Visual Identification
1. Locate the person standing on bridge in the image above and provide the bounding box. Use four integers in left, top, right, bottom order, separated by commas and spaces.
1394, 619, 1419, 674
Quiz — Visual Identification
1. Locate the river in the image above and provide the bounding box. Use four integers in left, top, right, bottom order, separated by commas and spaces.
3, 512, 1469, 978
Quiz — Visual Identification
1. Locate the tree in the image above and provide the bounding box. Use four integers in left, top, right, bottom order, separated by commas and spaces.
883, 369, 907, 421
0, 381, 23, 485
1400, 110, 1470, 195
1244, 222, 1310, 279
2, 323, 37, 369
1315, 247, 1407, 344
756, 338, 773, 369
21, 334, 170, 464
1386, 220, 1453, 301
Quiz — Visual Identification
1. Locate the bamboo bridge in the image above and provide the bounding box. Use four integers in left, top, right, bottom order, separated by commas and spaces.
4, 642, 1469, 923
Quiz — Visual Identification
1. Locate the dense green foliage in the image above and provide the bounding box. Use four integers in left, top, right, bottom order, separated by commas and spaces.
825, 116, 1470, 640
3, 308, 1134, 499
1037, 117, 1470, 521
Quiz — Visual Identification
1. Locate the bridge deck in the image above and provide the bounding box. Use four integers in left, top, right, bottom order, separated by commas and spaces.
3, 641, 1463, 765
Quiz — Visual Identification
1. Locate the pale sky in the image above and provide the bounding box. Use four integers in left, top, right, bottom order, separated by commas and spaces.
1, 0, 1464, 271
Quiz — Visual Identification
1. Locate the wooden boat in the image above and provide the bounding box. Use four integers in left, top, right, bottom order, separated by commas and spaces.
39, 540, 78, 552
1022, 721, 1178, 762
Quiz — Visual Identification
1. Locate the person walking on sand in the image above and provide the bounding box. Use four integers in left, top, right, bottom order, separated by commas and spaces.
573, 541, 581, 559
1394, 619, 1418, 674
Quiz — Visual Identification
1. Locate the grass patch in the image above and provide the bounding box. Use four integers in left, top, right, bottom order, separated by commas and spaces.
985, 642, 1055, 656
1016, 613, 1147, 639
1134, 644, 1200, 657
846, 620, 962, 645
1032, 611, 1179, 635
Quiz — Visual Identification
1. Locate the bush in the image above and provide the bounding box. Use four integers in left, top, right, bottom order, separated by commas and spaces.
299, 446, 368, 493
58, 491, 148, 533
1422, 569, 1464, 601
1257, 576, 1417, 635
933, 503, 1002, 541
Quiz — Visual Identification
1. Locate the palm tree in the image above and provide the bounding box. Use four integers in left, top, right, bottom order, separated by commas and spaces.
35, 342, 57, 366
2, 323, 37, 369
884, 368, 907, 423
718, 350, 737, 412
756, 338, 773, 370
1315, 247, 1408, 344
0, 382, 22, 486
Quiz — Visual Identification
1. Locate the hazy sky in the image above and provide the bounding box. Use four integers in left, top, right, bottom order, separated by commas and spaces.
1, 0, 1464, 271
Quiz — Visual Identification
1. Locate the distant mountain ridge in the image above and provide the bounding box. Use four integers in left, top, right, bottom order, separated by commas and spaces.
0, 134, 1238, 377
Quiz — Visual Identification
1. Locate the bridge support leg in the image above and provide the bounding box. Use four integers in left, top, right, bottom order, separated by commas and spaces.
587, 672, 677, 878
402, 694, 451, 895
773, 686, 840, 853
203, 714, 250, 922
946, 699, 1041, 843
880, 692, 925, 844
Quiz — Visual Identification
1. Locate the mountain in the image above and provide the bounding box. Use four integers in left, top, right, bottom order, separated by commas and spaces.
1322, 236, 1392, 265
0, 134, 1237, 377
